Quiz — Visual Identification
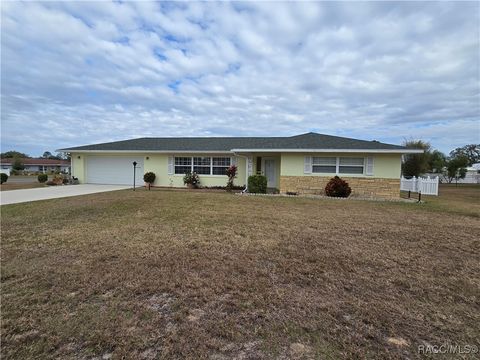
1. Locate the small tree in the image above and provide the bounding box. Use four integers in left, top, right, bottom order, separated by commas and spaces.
428, 150, 447, 173
445, 155, 469, 185
225, 165, 237, 192
401, 140, 430, 177
143, 172, 156, 190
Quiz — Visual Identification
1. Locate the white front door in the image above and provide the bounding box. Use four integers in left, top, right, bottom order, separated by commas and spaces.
264, 159, 276, 188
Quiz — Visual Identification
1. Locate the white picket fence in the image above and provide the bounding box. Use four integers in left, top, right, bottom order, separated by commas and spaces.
400, 176, 439, 196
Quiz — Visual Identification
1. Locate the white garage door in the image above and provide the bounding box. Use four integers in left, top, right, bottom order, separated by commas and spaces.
86, 156, 144, 185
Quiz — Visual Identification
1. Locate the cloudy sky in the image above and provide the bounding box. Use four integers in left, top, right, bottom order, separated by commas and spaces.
1, 1, 479, 156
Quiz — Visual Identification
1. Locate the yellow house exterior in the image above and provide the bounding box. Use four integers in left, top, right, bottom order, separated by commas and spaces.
62, 133, 421, 199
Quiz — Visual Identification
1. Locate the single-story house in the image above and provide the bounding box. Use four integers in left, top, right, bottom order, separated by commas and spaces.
0, 158, 70, 174
58, 132, 422, 199
454, 163, 480, 184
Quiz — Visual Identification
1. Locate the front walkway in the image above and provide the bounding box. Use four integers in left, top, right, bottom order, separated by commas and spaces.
0, 184, 130, 205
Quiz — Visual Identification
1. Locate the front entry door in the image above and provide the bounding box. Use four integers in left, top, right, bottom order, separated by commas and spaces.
264, 159, 276, 188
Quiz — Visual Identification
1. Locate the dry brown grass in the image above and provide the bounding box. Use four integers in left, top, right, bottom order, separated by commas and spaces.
0, 183, 46, 191
1, 186, 479, 359
402, 184, 480, 218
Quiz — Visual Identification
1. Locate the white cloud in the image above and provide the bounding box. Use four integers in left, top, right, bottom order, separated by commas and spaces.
1, 1, 479, 156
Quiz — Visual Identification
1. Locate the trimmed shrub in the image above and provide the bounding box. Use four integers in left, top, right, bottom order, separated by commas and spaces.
325, 176, 352, 198
183, 172, 200, 188
143, 172, 156, 184
1, 173, 8, 184
52, 174, 64, 185
248, 175, 267, 194
38, 174, 48, 183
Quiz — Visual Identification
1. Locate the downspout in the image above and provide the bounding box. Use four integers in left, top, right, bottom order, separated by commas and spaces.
233, 152, 249, 193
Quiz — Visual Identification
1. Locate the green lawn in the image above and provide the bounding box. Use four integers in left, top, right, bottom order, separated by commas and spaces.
1, 185, 479, 359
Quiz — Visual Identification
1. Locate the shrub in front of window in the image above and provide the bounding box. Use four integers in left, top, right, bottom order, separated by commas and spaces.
38, 174, 48, 183
143, 172, 156, 190
225, 165, 237, 192
325, 176, 352, 198
0, 173, 8, 184
183, 172, 200, 188
248, 175, 267, 194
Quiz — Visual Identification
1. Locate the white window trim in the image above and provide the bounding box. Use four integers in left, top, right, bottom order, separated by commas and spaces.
311, 156, 366, 175
174, 156, 231, 176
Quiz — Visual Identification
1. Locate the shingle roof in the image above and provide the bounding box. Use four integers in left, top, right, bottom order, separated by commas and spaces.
58, 132, 410, 152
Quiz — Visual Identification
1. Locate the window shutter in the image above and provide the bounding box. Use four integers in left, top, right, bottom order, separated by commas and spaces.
168, 156, 174, 175
304, 156, 312, 174
365, 156, 374, 175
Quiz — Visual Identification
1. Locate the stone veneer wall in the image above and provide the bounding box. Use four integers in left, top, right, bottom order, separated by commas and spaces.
280, 176, 401, 199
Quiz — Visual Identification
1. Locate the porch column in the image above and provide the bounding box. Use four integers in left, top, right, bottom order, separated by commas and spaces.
247, 156, 253, 177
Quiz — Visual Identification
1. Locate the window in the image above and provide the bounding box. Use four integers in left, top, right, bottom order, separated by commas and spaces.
174, 157, 192, 174
311, 157, 365, 174
212, 157, 231, 175
339, 157, 364, 174
312, 157, 336, 173
193, 157, 211, 174
174, 156, 231, 175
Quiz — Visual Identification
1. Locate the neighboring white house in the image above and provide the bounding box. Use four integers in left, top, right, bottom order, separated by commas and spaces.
427, 162, 480, 184
0, 158, 70, 174
460, 163, 480, 184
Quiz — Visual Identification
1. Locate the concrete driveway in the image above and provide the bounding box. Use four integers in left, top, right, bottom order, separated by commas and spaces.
0, 184, 131, 205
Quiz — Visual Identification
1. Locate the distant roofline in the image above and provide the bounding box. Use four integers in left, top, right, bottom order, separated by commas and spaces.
0, 158, 70, 165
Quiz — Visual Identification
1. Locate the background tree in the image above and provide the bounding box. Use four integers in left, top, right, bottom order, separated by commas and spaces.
12, 157, 25, 171
428, 150, 447, 173
57, 152, 71, 161
42, 151, 62, 160
445, 155, 469, 184
1, 150, 29, 158
401, 140, 431, 177
449, 144, 480, 166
